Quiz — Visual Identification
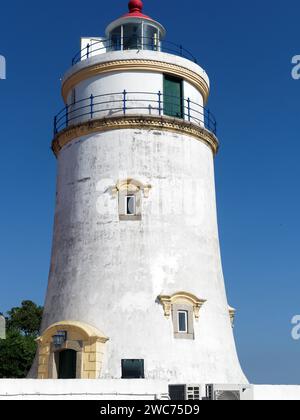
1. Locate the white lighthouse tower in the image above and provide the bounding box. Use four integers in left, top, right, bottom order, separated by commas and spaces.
33, 0, 247, 395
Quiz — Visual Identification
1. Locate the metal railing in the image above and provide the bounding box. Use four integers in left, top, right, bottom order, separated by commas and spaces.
72, 37, 198, 65
53, 91, 217, 136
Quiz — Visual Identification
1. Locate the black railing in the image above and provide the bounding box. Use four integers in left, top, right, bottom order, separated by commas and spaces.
72, 37, 198, 66
53, 91, 217, 136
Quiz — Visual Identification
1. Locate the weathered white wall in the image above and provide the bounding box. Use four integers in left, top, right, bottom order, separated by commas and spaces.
38, 127, 247, 385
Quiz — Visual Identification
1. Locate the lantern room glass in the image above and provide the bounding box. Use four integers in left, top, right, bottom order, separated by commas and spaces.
110, 26, 122, 51
109, 22, 161, 52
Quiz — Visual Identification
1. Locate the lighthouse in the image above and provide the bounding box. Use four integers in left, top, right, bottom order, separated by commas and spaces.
32, 0, 248, 394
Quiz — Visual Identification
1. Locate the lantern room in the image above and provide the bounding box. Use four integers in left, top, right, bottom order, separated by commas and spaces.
105, 0, 166, 52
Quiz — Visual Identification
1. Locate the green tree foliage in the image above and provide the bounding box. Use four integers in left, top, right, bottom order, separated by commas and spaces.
7, 300, 43, 336
0, 301, 43, 378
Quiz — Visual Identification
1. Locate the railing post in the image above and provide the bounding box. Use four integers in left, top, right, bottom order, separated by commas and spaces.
90, 94, 94, 119
54, 116, 57, 135
187, 98, 191, 122
123, 90, 127, 115
87, 43, 90, 59
158, 91, 162, 116
66, 104, 69, 128
206, 109, 210, 130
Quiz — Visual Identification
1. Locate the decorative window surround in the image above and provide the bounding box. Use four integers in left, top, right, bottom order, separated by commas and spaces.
159, 292, 206, 320
229, 306, 236, 328
159, 292, 206, 340
112, 179, 152, 221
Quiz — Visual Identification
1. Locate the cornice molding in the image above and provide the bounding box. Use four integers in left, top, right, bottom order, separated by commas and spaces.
51, 115, 219, 157
159, 292, 207, 320
62, 59, 210, 103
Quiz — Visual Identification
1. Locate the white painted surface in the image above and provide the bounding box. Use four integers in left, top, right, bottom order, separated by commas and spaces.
2, 381, 300, 400
253, 385, 300, 401
80, 37, 107, 60
36, 127, 247, 385
0, 379, 168, 400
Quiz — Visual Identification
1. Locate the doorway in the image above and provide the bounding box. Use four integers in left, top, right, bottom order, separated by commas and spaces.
58, 349, 77, 379
163, 75, 183, 118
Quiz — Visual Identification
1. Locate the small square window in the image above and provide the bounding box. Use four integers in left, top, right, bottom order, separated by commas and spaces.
121, 359, 144, 379
178, 310, 188, 333
125, 195, 136, 215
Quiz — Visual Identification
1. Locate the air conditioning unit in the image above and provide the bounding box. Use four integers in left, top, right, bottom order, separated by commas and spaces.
168, 384, 202, 400
205, 384, 253, 401
186, 385, 202, 400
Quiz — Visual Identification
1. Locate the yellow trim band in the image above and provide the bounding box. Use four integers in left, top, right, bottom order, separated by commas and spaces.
62, 59, 210, 104
52, 115, 219, 157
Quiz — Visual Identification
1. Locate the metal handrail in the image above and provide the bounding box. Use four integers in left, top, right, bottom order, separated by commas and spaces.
53, 91, 217, 136
72, 37, 198, 65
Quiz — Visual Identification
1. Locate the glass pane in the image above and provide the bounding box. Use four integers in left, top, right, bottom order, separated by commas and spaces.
143, 24, 159, 51
123, 24, 142, 50
126, 196, 136, 215
178, 311, 188, 332
110, 26, 122, 51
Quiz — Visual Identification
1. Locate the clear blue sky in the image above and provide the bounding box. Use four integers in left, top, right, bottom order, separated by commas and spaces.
0, 0, 300, 384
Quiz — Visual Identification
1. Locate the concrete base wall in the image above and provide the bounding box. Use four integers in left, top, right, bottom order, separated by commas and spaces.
0, 379, 169, 400
253, 385, 300, 401
0, 380, 300, 400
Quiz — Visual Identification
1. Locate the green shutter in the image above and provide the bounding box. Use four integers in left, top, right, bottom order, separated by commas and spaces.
163, 75, 183, 118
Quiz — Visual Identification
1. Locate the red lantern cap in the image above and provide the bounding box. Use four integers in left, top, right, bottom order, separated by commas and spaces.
123, 0, 152, 20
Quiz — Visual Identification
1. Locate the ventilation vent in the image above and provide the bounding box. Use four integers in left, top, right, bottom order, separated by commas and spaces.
169, 385, 202, 400
186, 385, 201, 400
214, 390, 240, 401
205, 384, 252, 401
